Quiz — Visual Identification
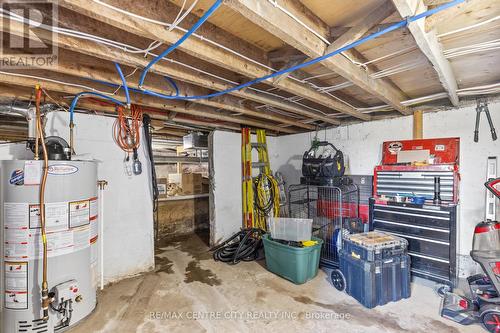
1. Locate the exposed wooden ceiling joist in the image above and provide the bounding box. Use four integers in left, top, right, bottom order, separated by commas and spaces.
34, 49, 316, 130
2, 15, 333, 127
425, 0, 491, 32
0, 72, 298, 134
326, 1, 396, 52
392, 0, 459, 106
226, 0, 412, 115
0, 83, 250, 134
55, 0, 361, 122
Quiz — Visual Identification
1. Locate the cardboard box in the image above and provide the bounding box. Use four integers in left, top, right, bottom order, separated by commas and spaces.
181, 173, 203, 195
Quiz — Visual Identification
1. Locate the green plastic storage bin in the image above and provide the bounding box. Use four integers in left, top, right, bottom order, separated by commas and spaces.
262, 234, 323, 284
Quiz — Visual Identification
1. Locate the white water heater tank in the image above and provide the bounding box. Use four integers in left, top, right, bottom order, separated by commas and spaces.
1, 160, 98, 333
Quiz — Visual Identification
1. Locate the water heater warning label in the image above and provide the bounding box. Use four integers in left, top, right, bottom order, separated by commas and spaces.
69, 200, 90, 228
4, 200, 93, 261
4, 261, 28, 310
29, 202, 69, 232
3, 203, 30, 260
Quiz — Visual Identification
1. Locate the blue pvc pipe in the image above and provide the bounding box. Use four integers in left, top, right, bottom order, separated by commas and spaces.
114, 62, 131, 106
133, 0, 466, 101
164, 76, 179, 96
80, 0, 465, 107
69, 92, 125, 123
138, 0, 223, 88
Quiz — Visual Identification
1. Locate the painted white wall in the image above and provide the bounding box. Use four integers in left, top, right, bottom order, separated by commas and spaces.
269, 101, 500, 275
0, 142, 32, 160
0, 111, 155, 283
210, 130, 243, 245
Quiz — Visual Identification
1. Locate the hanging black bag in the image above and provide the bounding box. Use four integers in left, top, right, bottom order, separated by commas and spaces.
302, 141, 345, 178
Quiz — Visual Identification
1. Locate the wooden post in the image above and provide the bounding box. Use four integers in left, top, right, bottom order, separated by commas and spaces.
413, 110, 423, 139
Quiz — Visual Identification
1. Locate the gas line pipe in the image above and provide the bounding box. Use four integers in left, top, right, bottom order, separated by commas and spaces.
35, 84, 52, 321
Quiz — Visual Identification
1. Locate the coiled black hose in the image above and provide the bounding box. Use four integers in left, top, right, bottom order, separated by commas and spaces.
212, 228, 266, 264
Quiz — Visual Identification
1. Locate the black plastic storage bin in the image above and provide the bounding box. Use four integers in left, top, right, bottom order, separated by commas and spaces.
339, 250, 411, 308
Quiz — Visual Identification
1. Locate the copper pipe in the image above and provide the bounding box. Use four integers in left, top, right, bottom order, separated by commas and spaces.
34, 85, 42, 160
35, 85, 50, 321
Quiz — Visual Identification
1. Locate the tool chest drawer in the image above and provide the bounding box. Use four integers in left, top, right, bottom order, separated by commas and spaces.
369, 199, 457, 287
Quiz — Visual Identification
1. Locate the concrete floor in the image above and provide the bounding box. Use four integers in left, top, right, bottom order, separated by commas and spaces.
71, 232, 483, 333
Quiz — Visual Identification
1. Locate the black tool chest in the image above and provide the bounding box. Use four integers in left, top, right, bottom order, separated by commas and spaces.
369, 198, 457, 287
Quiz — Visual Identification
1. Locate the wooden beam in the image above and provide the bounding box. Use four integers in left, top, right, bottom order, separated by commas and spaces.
4, 14, 339, 129
0, 72, 298, 134
413, 110, 423, 139
326, 1, 395, 52
226, 0, 411, 115
272, 58, 307, 85
423, 0, 453, 5
424, 0, 488, 32
54, 0, 360, 121
392, 0, 459, 106
28, 49, 316, 130
0, 85, 244, 134
3, 13, 340, 126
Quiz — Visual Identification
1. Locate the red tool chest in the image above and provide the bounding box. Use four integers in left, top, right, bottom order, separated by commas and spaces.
374, 138, 460, 203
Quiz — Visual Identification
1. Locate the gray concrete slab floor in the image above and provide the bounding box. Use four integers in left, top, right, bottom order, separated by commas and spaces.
70, 232, 484, 333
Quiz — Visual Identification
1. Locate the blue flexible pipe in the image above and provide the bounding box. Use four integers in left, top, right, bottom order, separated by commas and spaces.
114, 62, 131, 107
83, 0, 464, 104
138, 0, 223, 88
164, 76, 179, 96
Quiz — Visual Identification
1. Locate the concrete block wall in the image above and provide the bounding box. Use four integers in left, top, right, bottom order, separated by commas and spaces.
269, 101, 500, 276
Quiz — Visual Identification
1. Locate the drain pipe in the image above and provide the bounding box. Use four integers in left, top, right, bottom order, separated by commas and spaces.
97, 180, 108, 290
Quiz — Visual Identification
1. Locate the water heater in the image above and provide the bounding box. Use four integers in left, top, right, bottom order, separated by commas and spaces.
1, 160, 98, 333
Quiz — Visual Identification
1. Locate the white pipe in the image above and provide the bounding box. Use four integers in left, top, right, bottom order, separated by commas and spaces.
99, 184, 105, 290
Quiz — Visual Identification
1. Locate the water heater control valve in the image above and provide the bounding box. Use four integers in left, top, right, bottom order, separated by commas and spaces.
53, 280, 80, 303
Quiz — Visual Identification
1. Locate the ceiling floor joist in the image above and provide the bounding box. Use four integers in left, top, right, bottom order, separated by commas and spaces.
226, 0, 412, 115
392, 0, 459, 106
55, 0, 362, 121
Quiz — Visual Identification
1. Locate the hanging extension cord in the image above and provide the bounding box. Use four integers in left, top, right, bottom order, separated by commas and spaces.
212, 228, 266, 265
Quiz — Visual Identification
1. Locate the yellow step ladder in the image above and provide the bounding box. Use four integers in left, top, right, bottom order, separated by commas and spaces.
242, 128, 279, 230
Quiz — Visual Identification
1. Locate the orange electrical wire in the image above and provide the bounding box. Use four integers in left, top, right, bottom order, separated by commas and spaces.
113, 104, 143, 152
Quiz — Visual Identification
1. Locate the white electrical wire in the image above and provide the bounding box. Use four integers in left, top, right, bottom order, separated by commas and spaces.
3, 5, 499, 118
169, 0, 200, 32
0, 71, 116, 95
1, 69, 498, 120
170, 0, 187, 30
268, 0, 330, 45
444, 39, 500, 59
1, 9, 331, 118
438, 15, 500, 38
85, 1, 500, 113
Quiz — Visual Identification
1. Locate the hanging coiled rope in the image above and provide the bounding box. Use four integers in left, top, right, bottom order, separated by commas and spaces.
112, 104, 143, 153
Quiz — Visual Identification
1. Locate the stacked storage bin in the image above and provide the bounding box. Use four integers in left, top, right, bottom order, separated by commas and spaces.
339, 232, 411, 308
